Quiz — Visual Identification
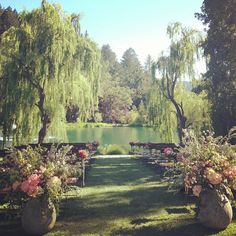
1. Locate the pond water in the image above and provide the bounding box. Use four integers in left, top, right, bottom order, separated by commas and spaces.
66, 127, 161, 145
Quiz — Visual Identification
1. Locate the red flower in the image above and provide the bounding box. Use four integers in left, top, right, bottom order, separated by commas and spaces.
0, 186, 11, 194
78, 150, 88, 159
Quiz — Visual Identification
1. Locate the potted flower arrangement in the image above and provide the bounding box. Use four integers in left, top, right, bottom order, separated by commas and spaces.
0, 145, 81, 235
169, 128, 236, 230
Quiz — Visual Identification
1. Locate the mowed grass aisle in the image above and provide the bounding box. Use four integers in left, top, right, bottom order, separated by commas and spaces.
48, 156, 236, 236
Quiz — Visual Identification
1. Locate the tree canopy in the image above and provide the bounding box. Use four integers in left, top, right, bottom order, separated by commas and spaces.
0, 1, 100, 144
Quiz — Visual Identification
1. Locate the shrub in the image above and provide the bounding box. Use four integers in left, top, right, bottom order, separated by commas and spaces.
96, 145, 129, 155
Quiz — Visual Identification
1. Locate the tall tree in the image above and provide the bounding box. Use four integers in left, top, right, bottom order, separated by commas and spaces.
144, 54, 153, 74
197, 0, 236, 136
0, 1, 100, 144
120, 48, 145, 107
99, 44, 132, 123
0, 5, 19, 133
153, 22, 203, 142
0, 6, 19, 36
100, 82, 132, 123
101, 44, 120, 76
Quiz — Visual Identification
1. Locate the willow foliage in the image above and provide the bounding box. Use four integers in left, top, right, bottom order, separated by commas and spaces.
147, 80, 177, 142
147, 80, 211, 142
148, 23, 205, 143
0, 1, 100, 144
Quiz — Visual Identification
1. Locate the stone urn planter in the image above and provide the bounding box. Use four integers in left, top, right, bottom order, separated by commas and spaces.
198, 189, 233, 230
21, 196, 56, 235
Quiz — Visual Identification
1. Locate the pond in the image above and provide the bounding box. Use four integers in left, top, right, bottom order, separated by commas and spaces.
66, 126, 161, 145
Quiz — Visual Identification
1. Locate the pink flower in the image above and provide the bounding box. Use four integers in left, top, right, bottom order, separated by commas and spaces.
224, 166, 236, 179
192, 185, 202, 197
20, 174, 41, 197
27, 186, 40, 197
206, 168, 222, 185
66, 177, 78, 184
164, 148, 173, 157
28, 174, 40, 186
12, 181, 21, 190
21, 180, 30, 193
232, 166, 236, 176
209, 173, 222, 185
86, 144, 93, 150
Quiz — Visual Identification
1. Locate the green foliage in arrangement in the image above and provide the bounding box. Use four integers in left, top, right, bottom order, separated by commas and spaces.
0, 1, 100, 145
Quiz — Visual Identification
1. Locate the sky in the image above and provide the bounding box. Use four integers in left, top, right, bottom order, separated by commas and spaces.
1, 0, 205, 66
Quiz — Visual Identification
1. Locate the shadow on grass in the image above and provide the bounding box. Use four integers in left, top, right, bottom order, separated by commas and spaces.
0, 222, 26, 236
52, 157, 198, 236
115, 220, 223, 236
58, 186, 193, 222
165, 207, 191, 214
58, 157, 195, 222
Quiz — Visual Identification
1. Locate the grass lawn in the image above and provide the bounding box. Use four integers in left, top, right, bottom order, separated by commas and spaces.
1, 156, 236, 235
48, 156, 236, 236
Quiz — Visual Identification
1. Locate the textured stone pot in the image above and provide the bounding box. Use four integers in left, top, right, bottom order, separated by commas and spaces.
198, 189, 233, 230
21, 196, 56, 235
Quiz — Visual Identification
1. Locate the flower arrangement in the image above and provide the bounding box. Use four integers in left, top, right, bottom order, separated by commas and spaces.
170, 128, 236, 199
0, 145, 81, 206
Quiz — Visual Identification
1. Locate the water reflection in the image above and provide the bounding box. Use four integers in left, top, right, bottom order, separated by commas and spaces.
66, 127, 161, 145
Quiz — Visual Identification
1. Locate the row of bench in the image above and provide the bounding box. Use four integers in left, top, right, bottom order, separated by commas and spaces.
0, 142, 99, 157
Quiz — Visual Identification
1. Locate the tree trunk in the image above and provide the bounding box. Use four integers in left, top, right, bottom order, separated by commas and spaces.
37, 87, 50, 144
170, 98, 186, 143
38, 114, 50, 144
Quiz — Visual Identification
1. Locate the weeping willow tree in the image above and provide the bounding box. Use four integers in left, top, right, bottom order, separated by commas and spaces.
152, 22, 203, 143
0, 1, 100, 145
147, 79, 177, 142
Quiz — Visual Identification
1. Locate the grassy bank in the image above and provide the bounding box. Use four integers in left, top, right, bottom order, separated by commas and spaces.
65, 122, 153, 129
